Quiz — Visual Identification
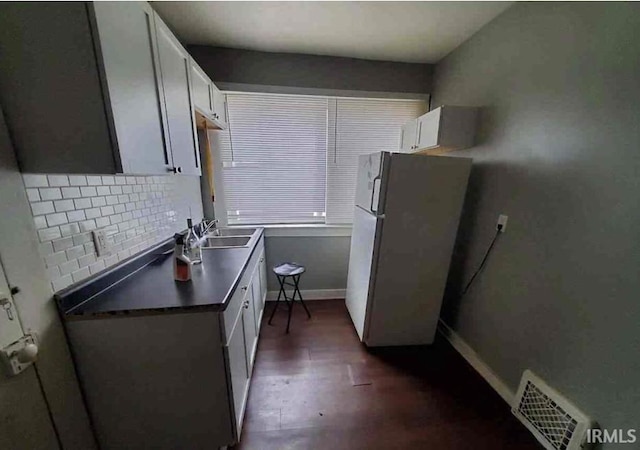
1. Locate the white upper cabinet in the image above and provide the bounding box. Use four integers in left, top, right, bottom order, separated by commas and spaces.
400, 119, 419, 152
190, 59, 228, 131
191, 60, 214, 116
404, 106, 478, 154
0, 2, 219, 175
154, 14, 201, 176
92, 2, 170, 174
212, 85, 229, 129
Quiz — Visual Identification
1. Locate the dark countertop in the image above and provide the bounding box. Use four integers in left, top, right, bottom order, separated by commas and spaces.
57, 229, 264, 317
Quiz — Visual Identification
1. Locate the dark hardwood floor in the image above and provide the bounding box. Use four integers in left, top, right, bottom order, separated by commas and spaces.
236, 299, 541, 449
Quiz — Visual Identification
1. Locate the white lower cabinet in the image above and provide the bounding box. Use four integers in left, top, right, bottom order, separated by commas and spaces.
227, 310, 249, 429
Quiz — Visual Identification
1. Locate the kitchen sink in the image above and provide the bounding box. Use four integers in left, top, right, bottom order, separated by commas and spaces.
202, 236, 252, 249
209, 228, 256, 237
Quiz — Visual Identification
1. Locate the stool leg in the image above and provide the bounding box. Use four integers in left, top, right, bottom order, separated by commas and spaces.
286, 276, 295, 333
269, 275, 285, 325
293, 274, 311, 319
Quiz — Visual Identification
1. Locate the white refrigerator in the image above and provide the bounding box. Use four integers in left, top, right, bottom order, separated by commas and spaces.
345, 151, 472, 346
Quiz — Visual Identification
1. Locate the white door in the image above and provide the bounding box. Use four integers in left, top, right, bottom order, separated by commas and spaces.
211, 85, 227, 127
399, 119, 418, 152
190, 61, 213, 115
416, 108, 441, 150
154, 14, 201, 176
0, 259, 59, 450
93, 2, 170, 174
345, 206, 381, 341
226, 310, 248, 434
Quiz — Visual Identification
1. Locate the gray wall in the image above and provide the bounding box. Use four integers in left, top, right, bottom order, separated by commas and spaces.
188, 45, 433, 94
264, 236, 351, 291
432, 2, 640, 436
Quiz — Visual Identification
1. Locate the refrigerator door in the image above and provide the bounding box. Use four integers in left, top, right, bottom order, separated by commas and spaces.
345, 205, 382, 341
354, 152, 389, 215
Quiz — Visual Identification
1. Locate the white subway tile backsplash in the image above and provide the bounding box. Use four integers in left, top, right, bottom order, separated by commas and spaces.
86, 175, 102, 185
52, 275, 73, 292
26, 188, 41, 202
48, 175, 69, 187
72, 267, 91, 283
67, 210, 86, 223
68, 175, 87, 186
95, 217, 111, 228
81, 186, 98, 197
40, 188, 62, 201
78, 253, 96, 268
53, 236, 74, 252
62, 187, 81, 198
45, 251, 67, 268
91, 196, 106, 207
96, 186, 111, 196
23, 174, 49, 188
66, 245, 85, 261
85, 208, 101, 219
73, 233, 92, 246
89, 259, 106, 275
59, 259, 80, 276
54, 199, 75, 212
46, 212, 68, 227
79, 219, 97, 232
38, 227, 62, 242
33, 216, 48, 230
26, 173, 183, 292
74, 198, 92, 209
60, 223, 80, 237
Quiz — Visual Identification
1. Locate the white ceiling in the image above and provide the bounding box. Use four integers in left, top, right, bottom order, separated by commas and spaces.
153, 1, 513, 64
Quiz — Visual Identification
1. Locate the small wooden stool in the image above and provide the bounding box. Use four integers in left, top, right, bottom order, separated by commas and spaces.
268, 262, 311, 333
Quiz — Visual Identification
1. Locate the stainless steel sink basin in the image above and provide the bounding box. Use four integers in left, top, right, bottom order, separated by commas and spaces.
202, 236, 251, 249
209, 228, 256, 237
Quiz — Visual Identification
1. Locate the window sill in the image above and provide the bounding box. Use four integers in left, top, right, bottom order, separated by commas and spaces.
231, 224, 352, 237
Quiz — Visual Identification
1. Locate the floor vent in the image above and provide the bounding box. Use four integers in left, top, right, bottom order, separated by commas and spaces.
512, 370, 591, 450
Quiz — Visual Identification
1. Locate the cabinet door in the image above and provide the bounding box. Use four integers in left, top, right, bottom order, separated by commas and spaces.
154, 14, 201, 176
190, 60, 213, 115
242, 287, 258, 376
227, 310, 249, 431
399, 119, 418, 152
92, 2, 170, 174
212, 84, 228, 128
416, 108, 441, 150
250, 265, 263, 328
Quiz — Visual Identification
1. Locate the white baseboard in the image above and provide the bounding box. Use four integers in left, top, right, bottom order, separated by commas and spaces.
266, 289, 346, 301
438, 319, 515, 406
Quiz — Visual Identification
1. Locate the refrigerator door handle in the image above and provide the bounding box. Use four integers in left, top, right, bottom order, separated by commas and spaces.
370, 175, 381, 214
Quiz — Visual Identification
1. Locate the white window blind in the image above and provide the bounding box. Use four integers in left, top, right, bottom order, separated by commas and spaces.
325, 98, 427, 224
216, 93, 328, 224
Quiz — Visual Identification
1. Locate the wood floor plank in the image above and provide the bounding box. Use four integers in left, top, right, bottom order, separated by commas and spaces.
235, 299, 540, 449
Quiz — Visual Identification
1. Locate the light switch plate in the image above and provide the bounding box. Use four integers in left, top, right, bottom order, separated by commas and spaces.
92, 229, 111, 257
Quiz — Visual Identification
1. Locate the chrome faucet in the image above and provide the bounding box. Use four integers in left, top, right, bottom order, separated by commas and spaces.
202, 219, 219, 236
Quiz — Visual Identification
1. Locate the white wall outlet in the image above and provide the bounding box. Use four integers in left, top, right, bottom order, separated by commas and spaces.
92, 229, 111, 257
497, 214, 508, 232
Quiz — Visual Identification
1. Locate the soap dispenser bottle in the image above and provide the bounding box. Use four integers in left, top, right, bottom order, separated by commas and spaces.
185, 219, 202, 264
173, 234, 192, 282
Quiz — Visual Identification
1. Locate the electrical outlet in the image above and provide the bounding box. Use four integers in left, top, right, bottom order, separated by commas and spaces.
92, 229, 111, 257
497, 214, 508, 232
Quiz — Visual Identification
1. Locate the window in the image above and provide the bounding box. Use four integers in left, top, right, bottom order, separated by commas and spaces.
213, 93, 426, 225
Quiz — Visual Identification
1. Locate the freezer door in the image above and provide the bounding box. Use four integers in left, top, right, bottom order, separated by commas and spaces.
345, 206, 381, 341
354, 152, 389, 215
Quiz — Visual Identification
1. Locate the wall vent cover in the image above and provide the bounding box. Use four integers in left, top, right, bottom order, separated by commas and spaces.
512, 370, 591, 450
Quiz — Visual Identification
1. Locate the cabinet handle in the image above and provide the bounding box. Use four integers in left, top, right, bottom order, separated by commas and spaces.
241, 286, 248, 291
243, 300, 250, 309
168, 166, 183, 174
260, 258, 264, 262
